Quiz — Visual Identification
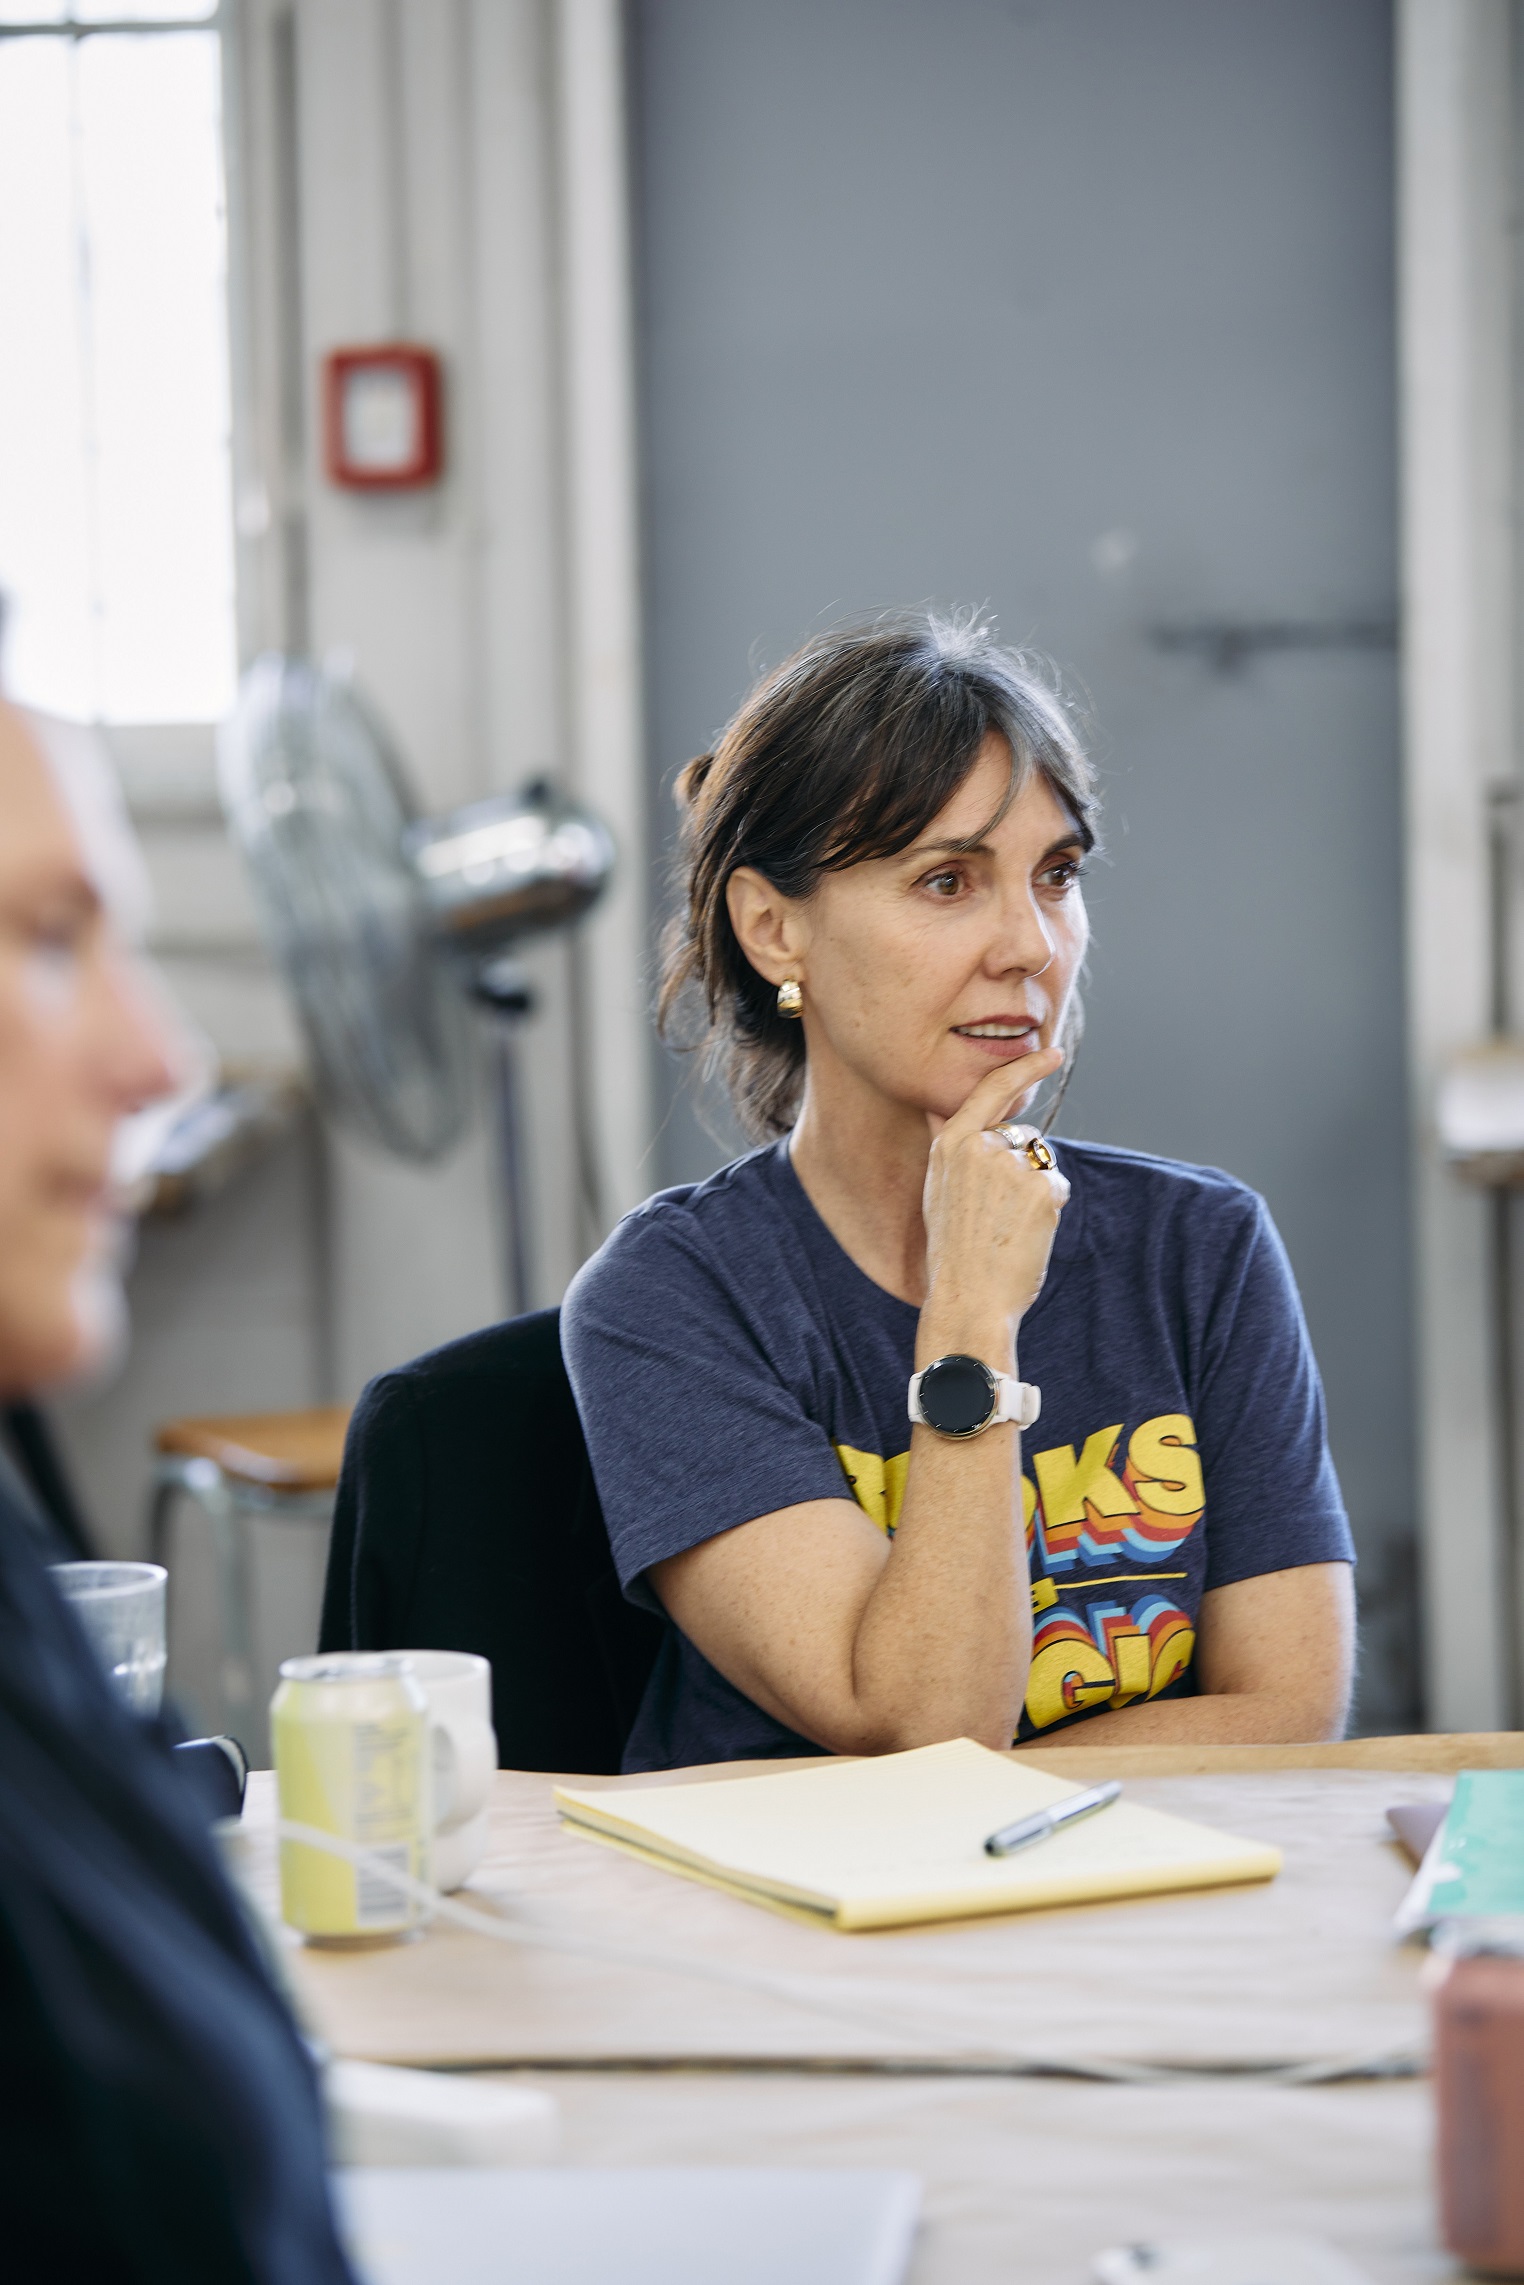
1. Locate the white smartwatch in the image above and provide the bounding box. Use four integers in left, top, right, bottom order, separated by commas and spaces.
908, 1354, 1042, 1438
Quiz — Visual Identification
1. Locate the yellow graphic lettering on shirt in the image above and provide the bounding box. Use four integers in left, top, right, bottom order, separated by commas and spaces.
1021, 1591, 1197, 1731
1032, 1427, 1139, 1526
1030, 1573, 1058, 1616
1030, 1427, 1139, 1564
1025, 1622, 1117, 1729
1032, 1414, 1204, 1568
1144, 1602, 1196, 1697
834, 1444, 910, 1536
1108, 1625, 1152, 1701
1125, 1413, 1205, 1526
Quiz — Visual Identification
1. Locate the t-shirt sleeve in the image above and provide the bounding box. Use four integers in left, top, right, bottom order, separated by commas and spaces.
1194, 1194, 1355, 1589
561, 1208, 856, 1610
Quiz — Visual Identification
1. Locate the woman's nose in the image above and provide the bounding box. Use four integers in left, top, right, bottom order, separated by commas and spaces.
984, 888, 1055, 979
99, 953, 189, 1113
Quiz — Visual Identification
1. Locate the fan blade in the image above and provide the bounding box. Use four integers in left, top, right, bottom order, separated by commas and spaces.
218, 655, 472, 1164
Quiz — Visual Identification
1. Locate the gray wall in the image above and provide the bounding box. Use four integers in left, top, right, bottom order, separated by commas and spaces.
630, 0, 1412, 1724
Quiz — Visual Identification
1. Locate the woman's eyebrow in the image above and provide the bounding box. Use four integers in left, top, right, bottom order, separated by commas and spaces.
906, 829, 1084, 862
907, 836, 992, 858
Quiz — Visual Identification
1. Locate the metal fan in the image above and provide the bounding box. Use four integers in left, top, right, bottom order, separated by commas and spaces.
218, 652, 614, 1309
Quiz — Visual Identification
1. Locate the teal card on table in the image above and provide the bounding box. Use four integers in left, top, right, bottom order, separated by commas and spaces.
1394, 1770, 1524, 1936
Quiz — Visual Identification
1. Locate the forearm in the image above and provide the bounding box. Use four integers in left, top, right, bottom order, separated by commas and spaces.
841, 1292, 1032, 1752
1025, 1566, 1356, 1749
1020, 1688, 1346, 1749
814, 1081, 1066, 1754
846, 1418, 1031, 1752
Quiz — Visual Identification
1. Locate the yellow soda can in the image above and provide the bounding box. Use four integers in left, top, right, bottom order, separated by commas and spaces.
271, 1652, 430, 1943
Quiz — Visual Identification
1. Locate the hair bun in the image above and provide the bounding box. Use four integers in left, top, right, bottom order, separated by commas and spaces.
674, 751, 716, 810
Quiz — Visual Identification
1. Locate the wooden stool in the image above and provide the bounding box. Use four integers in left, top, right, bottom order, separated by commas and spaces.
149, 1407, 351, 1737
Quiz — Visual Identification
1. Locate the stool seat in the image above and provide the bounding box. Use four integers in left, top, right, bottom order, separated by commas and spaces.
153, 1406, 351, 1492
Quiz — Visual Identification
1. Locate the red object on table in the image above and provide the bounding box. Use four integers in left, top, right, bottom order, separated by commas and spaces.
1435, 1953, 1524, 2274
322, 344, 443, 490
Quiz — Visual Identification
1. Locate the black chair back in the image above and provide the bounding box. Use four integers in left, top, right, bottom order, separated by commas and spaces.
318, 1308, 662, 1773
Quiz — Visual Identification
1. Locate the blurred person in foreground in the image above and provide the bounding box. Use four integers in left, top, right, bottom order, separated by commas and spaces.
0, 696, 355, 2280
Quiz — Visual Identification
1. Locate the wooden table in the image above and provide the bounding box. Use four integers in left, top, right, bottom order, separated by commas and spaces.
506, 2072, 1438, 2285
240, 1736, 1523, 2282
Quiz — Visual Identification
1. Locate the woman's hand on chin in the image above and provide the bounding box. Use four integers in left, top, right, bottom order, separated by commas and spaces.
918, 1051, 1070, 1366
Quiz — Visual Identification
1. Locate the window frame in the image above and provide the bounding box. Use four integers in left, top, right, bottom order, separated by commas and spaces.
0, 1, 243, 813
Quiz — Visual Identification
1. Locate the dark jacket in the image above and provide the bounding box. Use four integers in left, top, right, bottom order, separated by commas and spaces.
0, 1484, 355, 2283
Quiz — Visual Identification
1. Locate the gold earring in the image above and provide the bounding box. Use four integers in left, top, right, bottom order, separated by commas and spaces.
777, 978, 803, 1019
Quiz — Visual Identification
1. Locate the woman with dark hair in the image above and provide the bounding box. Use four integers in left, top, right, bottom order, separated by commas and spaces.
563, 614, 1354, 1773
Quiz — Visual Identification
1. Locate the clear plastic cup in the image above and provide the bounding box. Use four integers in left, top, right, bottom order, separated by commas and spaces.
50, 1560, 167, 1716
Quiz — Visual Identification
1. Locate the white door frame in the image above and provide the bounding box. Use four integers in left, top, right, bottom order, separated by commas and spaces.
1398, 0, 1519, 1727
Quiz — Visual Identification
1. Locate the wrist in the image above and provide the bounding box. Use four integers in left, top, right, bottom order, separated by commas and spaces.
915, 1301, 1017, 1377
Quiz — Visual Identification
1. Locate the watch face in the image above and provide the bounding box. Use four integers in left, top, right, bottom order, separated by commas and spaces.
918, 1354, 996, 1437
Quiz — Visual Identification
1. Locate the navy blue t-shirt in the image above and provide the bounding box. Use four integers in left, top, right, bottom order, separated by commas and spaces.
562, 1137, 1353, 1773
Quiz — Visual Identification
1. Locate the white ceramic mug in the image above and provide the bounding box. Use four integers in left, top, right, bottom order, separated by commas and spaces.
398, 1650, 497, 1892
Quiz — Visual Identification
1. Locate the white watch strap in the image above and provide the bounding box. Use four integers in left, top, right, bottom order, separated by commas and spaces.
990, 1374, 1042, 1430
907, 1367, 1042, 1433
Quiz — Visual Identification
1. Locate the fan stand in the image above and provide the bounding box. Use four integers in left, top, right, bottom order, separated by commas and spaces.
472, 960, 536, 1319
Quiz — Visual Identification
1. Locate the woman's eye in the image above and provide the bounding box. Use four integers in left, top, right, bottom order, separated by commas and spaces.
919, 868, 964, 899
20, 922, 86, 1012
1041, 857, 1084, 891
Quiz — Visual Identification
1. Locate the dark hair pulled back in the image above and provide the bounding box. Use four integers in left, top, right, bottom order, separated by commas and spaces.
658, 610, 1099, 1141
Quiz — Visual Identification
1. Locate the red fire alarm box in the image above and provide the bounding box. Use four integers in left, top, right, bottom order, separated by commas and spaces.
323, 345, 443, 490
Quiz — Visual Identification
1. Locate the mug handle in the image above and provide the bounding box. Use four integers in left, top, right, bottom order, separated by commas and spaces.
429, 1715, 496, 1835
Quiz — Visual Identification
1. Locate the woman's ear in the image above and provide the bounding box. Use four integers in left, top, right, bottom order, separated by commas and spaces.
726, 866, 810, 988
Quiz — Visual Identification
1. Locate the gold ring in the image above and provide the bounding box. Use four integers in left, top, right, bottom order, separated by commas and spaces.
995, 1124, 1057, 1172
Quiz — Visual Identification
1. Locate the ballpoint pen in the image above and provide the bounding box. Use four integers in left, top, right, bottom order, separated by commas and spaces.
984, 1778, 1123, 1857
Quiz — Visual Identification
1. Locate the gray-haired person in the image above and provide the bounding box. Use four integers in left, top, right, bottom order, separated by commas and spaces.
0, 695, 356, 2281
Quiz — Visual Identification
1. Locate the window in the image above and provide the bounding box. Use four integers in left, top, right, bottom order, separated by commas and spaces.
0, 3, 236, 724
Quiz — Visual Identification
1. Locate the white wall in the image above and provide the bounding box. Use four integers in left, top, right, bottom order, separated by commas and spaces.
52, 0, 650, 1742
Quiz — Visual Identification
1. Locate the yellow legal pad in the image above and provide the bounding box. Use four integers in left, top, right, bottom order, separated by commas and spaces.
554, 1738, 1281, 1931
